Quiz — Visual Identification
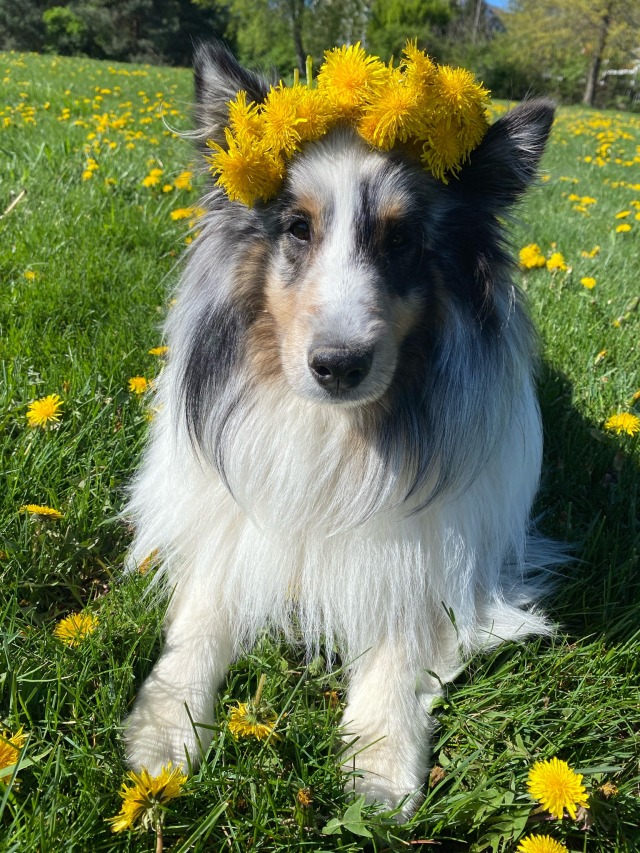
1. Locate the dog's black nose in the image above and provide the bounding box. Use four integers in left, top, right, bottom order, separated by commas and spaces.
308, 347, 373, 392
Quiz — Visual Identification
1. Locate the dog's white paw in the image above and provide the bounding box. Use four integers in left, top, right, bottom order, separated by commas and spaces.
342, 736, 426, 820
124, 676, 214, 774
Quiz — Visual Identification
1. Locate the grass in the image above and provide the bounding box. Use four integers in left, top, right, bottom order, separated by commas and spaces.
0, 51, 639, 852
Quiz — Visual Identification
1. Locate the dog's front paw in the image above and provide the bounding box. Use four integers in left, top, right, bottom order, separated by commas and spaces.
125, 674, 214, 774
342, 737, 425, 819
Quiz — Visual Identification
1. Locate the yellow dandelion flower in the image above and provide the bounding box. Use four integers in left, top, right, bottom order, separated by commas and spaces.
20, 504, 63, 519
604, 412, 640, 436
207, 129, 284, 207
520, 243, 547, 269
0, 727, 27, 772
148, 346, 169, 356
170, 206, 195, 221
527, 757, 589, 820
614, 210, 630, 218
228, 674, 279, 740
228, 90, 265, 140
401, 40, 437, 89
24, 270, 38, 281
53, 612, 99, 646
26, 394, 63, 427
317, 43, 387, 118
173, 170, 193, 191
161, 183, 174, 193
631, 389, 640, 403
296, 787, 313, 806
433, 65, 490, 124
358, 73, 421, 149
228, 701, 279, 740
288, 86, 335, 143
128, 376, 149, 395
517, 835, 568, 853
546, 252, 568, 272
107, 763, 187, 832
616, 223, 631, 233
581, 245, 600, 258
580, 277, 596, 289
261, 84, 307, 156
420, 118, 465, 182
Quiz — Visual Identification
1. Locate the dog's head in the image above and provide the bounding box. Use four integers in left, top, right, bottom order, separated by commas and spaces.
176, 43, 554, 506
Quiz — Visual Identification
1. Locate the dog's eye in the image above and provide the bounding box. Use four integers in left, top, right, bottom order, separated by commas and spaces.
387, 229, 409, 251
288, 219, 311, 242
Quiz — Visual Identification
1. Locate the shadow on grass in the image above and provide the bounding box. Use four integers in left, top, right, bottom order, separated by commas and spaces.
536, 359, 640, 642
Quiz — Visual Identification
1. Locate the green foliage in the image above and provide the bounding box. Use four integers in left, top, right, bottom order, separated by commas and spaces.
0, 52, 639, 851
367, 0, 454, 60
42, 6, 87, 55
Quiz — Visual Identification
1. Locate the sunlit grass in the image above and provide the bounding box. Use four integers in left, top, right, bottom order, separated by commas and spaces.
0, 54, 638, 851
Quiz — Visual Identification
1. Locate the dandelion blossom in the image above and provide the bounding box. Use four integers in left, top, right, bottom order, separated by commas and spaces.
546, 252, 568, 272
517, 835, 568, 853
580, 277, 596, 289
317, 43, 387, 118
527, 757, 589, 820
604, 412, 640, 437
228, 674, 279, 740
26, 394, 63, 427
128, 376, 149, 395
148, 346, 169, 357
107, 763, 187, 832
616, 223, 631, 233
20, 504, 63, 520
53, 612, 99, 646
0, 728, 27, 772
520, 243, 547, 269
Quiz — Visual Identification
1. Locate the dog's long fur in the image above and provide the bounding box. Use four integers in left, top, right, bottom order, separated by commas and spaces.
124, 42, 556, 816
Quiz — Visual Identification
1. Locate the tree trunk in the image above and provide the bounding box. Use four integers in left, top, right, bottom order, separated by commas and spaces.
583, 3, 612, 106
288, 0, 306, 74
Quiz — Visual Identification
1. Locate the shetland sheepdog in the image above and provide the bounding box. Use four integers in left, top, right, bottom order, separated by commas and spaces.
124, 41, 556, 817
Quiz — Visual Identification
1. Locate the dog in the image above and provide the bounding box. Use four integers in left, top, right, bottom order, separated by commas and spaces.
124, 40, 556, 818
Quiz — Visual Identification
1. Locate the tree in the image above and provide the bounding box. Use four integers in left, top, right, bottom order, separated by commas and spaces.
503, 0, 640, 106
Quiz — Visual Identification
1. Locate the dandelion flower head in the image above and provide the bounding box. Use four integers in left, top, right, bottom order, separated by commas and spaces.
520, 243, 547, 269
128, 376, 149, 395
20, 503, 63, 520
527, 756, 589, 820
108, 763, 187, 832
517, 835, 568, 853
26, 394, 63, 427
0, 728, 27, 772
604, 412, 640, 436
208, 41, 491, 205
53, 612, 99, 646
228, 701, 279, 741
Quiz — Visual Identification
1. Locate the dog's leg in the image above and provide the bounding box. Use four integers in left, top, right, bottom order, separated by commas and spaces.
125, 602, 232, 775
341, 642, 442, 819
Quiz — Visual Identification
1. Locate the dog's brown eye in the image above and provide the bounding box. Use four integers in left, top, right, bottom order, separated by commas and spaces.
289, 219, 311, 242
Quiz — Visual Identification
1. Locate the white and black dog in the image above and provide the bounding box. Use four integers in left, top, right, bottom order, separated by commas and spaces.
124, 41, 556, 817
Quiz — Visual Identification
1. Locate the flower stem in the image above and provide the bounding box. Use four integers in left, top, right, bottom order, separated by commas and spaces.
254, 673, 267, 705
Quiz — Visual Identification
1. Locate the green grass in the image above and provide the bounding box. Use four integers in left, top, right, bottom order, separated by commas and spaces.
1, 53, 639, 852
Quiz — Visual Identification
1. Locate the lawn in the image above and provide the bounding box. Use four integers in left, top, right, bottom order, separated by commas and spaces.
0, 52, 638, 852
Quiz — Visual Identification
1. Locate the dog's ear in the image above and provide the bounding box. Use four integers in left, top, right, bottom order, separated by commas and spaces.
193, 40, 272, 146
457, 99, 555, 209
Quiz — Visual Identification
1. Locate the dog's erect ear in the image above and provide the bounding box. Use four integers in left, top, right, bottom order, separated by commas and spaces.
457, 99, 555, 209
193, 40, 272, 146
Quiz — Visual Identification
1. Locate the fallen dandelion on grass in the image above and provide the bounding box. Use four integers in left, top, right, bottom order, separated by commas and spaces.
228, 673, 280, 741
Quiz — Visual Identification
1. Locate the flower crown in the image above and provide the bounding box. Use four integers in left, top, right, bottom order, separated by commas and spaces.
207, 41, 491, 207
